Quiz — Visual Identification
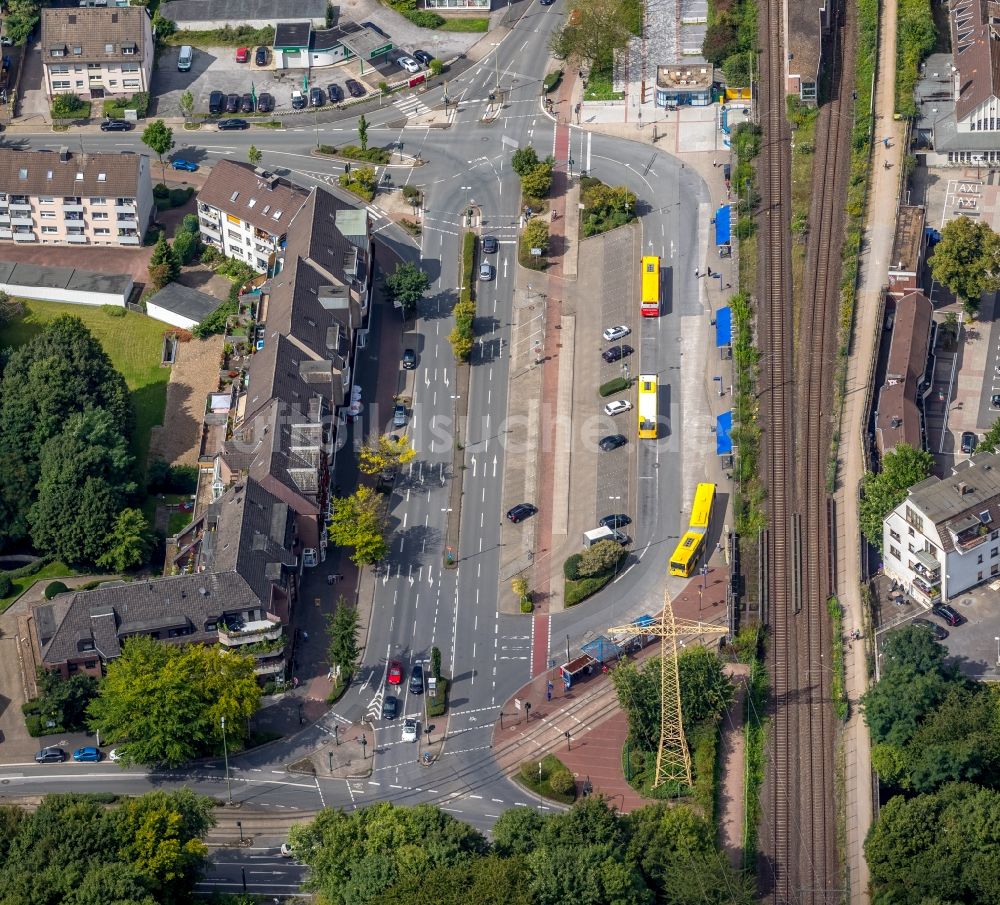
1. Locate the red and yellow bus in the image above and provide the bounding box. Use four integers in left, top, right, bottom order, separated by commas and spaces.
640, 256, 661, 317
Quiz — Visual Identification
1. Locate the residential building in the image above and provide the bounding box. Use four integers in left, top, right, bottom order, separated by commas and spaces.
874, 290, 933, 455
887, 205, 929, 297
883, 452, 1000, 604
786, 0, 830, 105
41, 7, 153, 100
654, 64, 715, 108
197, 161, 309, 272
31, 478, 300, 679
0, 147, 152, 246
161, 0, 328, 31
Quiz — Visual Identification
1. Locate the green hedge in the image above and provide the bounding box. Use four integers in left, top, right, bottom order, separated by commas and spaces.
517, 753, 576, 804
599, 376, 632, 397
403, 9, 445, 27
44, 581, 70, 600
563, 553, 582, 580
427, 676, 450, 717
895, 0, 936, 119
339, 145, 392, 165
742, 656, 769, 870
543, 69, 563, 94
165, 25, 274, 47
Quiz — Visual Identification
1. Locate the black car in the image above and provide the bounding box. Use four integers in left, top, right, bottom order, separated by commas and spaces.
328, 83, 343, 103
34, 746, 66, 764
961, 431, 978, 454
225, 93, 240, 113
409, 664, 424, 695
209, 90, 224, 114
599, 513, 631, 529
291, 91, 307, 110
506, 503, 538, 523
382, 695, 398, 719
257, 92, 274, 113
602, 344, 634, 363
540, 0, 555, 5
402, 348, 417, 369
932, 603, 963, 626
345, 78, 366, 98
413, 49, 435, 66
599, 434, 628, 451
911, 617, 948, 641
217, 119, 249, 130
254, 45, 268, 66
239, 93, 254, 113
309, 86, 324, 107
992, 394, 1000, 408
482, 234, 498, 254
100, 118, 131, 131
362, 20, 389, 38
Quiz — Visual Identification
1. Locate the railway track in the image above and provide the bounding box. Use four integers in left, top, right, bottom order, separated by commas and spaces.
757, 0, 854, 898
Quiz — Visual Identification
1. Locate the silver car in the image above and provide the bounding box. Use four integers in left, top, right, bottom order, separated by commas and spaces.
479, 262, 493, 281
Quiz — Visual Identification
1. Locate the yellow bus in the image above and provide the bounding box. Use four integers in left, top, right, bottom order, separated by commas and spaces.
637, 374, 658, 439
640, 256, 661, 317
689, 483, 716, 531
669, 530, 707, 577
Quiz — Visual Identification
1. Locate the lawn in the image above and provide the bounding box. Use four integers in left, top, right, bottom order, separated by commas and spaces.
0, 300, 170, 473
0, 561, 77, 614
584, 61, 624, 102
438, 17, 489, 31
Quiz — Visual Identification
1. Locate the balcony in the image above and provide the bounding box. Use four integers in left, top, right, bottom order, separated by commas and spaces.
114, 203, 134, 215
198, 204, 219, 220
118, 234, 140, 246
9, 215, 31, 227
253, 657, 286, 677
0, 229, 11, 239
11, 231, 36, 242
116, 216, 137, 228
63, 202, 83, 213
200, 220, 221, 239
65, 234, 88, 244
911, 578, 941, 605
218, 618, 283, 647
910, 549, 940, 580
9, 201, 31, 212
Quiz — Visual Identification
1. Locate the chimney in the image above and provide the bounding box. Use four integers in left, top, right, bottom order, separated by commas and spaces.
58, 147, 70, 163
958, 481, 969, 495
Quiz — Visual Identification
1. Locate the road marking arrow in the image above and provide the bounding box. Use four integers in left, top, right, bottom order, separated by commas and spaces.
493, 455, 498, 477
471, 454, 477, 477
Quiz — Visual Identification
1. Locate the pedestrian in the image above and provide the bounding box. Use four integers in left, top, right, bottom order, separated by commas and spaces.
713, 159, 717, 167
725, 282, 732, 289
302, 631, 309, 641
694, 268, 700, 277
707, 266, 713, 277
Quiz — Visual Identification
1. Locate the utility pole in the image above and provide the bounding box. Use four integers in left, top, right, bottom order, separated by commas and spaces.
221, 716, 232, 805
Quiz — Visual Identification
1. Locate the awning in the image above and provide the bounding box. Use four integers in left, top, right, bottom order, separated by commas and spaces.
716, 306, 732, 347
715, 204, 731, 246
717, 411, 733, 455
581, 636, 621, 664
914, 549, 939, 570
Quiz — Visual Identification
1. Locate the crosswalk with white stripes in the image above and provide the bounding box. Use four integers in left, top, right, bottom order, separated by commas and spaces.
393, 94, 432, 118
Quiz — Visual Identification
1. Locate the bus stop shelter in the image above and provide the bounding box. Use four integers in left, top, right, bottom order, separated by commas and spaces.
715, 305, 732, 355
715, 204, 731, 256
717, 411, 733, 468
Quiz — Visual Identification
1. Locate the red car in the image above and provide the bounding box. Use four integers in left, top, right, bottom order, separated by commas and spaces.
235, 47, 249, 63
387, 660, 403, 685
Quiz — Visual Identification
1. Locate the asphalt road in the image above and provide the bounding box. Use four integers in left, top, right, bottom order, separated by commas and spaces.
0, 0, 717, 893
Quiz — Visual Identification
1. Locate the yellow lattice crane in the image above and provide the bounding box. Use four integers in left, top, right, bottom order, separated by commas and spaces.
608, 590, 728, 788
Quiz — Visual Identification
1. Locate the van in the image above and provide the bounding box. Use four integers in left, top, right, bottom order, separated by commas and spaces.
582, 526, 628, 548
177, 46, 193, 72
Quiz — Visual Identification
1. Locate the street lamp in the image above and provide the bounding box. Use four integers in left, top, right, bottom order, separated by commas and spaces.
237, 820, 243, 843
221, 716, 233, 806
298, 702, 304, 726
537, 761, 544, 811
564, 730, 572, 751
333, 724, 339, 746
360, 735, 368, 759
995, 636, 999, 666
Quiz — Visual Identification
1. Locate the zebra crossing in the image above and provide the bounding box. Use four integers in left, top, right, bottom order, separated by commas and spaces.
393, 93, 432, 118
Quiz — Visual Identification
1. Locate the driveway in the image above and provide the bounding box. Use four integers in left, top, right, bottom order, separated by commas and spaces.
17, 43, 49, 125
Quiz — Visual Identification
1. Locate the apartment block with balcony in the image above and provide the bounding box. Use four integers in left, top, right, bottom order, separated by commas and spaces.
883, 452, 1000, 603
42, 7, 153, 100
0, 147, 152, 246
197, 161, 309, 273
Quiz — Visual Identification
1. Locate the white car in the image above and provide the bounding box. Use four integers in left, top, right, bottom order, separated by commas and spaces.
398, 56, 421, 74
401, 718, 419, 742
604, 399, 633, 416
602, 325, 631, 342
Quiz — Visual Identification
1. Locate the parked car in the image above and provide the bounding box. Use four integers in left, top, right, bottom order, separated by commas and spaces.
217, 119, 249, 130
362, 21, 389, 38
602, 325, 631, 342
961, 431, 978, 454
291, 90, 306, 110
602, 344, 633, 363
239, 93, 255, 113
599, 434, 628, 451
482, 234, 498, 253
171, 158, 199, 171
402, 348, 417, 369
257, 92, 274, 113
254, 45, 268, 66
932, 603, 963, 626
479, 262, 493, 281
225, 93, 240, 113
392, 403, 407, 428
409, 664, 424, 694
911, 617, 948, 641
387, 48, 408, 65
992, 393, 1000, 408
209, 90, 224, 114
309, 86, 324, 107
34, 746, 66, 764
327, 83, 343, 103
387, 660, 403, 685
401, 718, 418, 742
235, 46, 249, 63
398, 56, 421, 74
413, 49, 435, 66
345, 78, 366, 98
604, 399, 633, 416
599, 513, 632, 529
540, 0, 555, 6
72, 746, 101, 762
506, 503, 538, 523
382, 695, 398, 719
100, 118, 131, 131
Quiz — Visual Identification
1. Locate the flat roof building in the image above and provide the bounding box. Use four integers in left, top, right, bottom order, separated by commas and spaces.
887, 205, 929, 298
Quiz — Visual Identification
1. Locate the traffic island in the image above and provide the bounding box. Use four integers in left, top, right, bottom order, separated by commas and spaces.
514, 753, 577, 804
286, 724, 373, 779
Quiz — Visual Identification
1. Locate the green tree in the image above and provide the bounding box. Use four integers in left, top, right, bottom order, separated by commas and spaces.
429, 58, 444, 77
550, 0, 637, 65
0, 289, 24, 326
521, 161, 554, 199
859, 443, 934, 550
327, 486, 387, 566
171, 228, 201, 266
96, 507, 153, 572
150, 233, 181, 284
87, 636, 260, 767
511, 145, 540, 176
431, 645, 442, 678
975, 417, 1000, 454
880, 623, 950, 675
492, 808, 545, 856
358, 434, 417, 476
141, 120, 175, 182
675, 645, 735, 725
610, 659, 662, 750
178, 90, 194, 121
34, 669, 99, 731
523, 218, 550, 255
3, 0, 39, 45
929, 216, 1000, 317
577, 539, 622, 576
247, 144, 262, 167
357, 113, 369, 152
327, 597, 360, 682
384, 261, 430, 315
861, 665, 953, 747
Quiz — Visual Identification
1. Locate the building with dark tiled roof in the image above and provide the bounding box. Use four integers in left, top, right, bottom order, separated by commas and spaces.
786, 0, 830, 105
